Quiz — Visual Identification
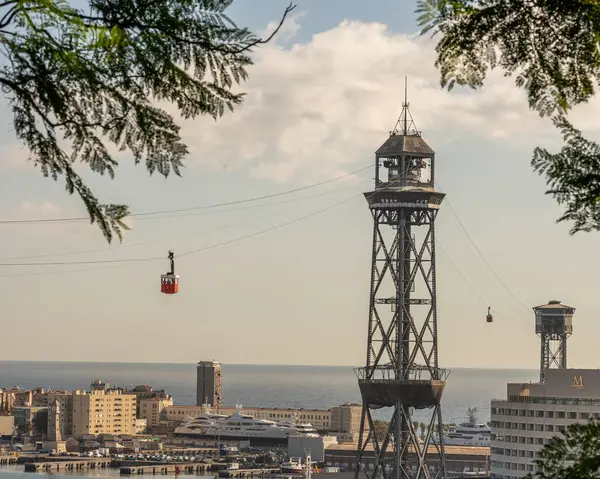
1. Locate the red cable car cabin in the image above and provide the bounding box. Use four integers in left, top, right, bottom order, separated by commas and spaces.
161, 251, 179, 295
161, 273, 179, 294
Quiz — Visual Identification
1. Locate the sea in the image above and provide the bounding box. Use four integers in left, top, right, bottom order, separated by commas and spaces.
0, 361, 539, 423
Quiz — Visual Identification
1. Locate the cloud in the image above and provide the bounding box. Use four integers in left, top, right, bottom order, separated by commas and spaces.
258, 9, 306, 42
3, 19, 600, 183
174, 20, 600, 183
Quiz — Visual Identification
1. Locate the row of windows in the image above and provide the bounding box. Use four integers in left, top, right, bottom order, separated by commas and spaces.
493, 408, 600, 420
492, 434, 553, 446
491, 447, 540, 459
492, 422, 568, 432
493, 395, 600, 411
491, 461, 535, 472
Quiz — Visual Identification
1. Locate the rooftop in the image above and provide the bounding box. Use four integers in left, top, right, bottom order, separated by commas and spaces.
376, 133, 434, 158
326, 443, 490, 456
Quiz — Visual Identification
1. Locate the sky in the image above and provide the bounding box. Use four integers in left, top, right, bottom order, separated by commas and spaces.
0, 0, 599, 369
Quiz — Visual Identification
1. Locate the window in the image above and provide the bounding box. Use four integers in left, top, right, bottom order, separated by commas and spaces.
568, 412, 577, 419
558, 411, 566, 418
545, 411, 554, 418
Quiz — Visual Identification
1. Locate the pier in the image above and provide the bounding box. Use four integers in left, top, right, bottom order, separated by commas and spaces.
24, 459, 114, 472
0, 456, 17, 466
120, 465, 280, 476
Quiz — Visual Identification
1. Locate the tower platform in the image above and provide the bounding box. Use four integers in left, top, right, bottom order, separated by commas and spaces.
355, 366, 449, 409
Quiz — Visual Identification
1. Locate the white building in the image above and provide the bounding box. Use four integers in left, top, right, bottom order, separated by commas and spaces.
490, 368, 600, 479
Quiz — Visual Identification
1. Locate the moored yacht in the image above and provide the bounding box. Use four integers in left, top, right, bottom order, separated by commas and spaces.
443, 407, 491, 447
173, 406, 319, 445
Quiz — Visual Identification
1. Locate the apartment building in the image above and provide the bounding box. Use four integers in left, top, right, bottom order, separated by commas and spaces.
490, 368, 600, 479
139, 396, 174, 428
72, 388, 137, 437
128, 385, 171, 417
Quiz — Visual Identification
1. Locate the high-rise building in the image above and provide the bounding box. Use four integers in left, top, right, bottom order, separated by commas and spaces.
196, 360, 222, 407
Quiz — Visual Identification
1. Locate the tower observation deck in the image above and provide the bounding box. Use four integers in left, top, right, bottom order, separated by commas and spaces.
354, 80, 448, 479
534, 300, 575, 383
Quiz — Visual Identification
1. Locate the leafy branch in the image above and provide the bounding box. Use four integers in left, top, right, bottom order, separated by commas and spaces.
0, 0, 296, 241
417, 0, 600, 234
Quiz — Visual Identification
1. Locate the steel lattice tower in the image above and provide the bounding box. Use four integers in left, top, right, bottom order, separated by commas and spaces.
534, 300, 575, 383
355, 82, 448, 479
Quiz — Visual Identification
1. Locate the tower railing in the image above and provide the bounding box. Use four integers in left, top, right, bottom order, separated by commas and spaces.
354, 365, 450, 381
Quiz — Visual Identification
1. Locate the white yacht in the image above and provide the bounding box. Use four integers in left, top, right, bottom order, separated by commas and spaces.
173, 412, 228, 435
444, 407, 491, 447
174, 406, 319, 444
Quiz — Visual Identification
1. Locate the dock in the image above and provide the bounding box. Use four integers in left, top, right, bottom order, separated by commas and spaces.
0, 456, 17, 466
120, 464, 207, 475
24, 459, 114, 472
120, 465, 280, 476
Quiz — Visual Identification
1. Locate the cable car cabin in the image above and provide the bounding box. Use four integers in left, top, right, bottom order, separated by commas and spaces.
486, 306, 493, 323
161, 274, 179, 294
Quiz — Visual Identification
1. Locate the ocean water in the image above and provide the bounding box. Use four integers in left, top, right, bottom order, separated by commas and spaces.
0, 362, 538, 423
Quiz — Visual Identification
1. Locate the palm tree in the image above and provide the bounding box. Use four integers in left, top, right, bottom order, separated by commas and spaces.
419, 422, 426, 439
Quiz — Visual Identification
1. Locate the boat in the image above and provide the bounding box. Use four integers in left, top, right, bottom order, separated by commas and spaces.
443, 407, 491, 447
173, 406, 319, 444
280, 457, 304, 474
173, 412, 228, 435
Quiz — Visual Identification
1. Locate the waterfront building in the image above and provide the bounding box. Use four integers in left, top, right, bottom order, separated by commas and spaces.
325, 443, 489, 476
12, 406, 47, 435
72, 388, 137, 437
139, 396, 174, 429
490, 368, 600, 478
0, 416, 13, 436
196, 360, 222, 407
127, 385, 171, 417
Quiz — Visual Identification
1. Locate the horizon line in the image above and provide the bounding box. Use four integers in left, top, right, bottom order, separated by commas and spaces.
0, 359, 539, 371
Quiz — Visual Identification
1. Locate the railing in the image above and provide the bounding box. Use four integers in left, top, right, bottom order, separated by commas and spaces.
354, 364, 450, 381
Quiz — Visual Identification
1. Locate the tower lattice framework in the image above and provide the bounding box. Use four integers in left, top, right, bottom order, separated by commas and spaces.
355, 85, 448, 479
534, 300, 575, 383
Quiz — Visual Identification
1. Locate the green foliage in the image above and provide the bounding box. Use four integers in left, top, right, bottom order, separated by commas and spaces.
416, 0, 600, 234
526, 421, 600, 479
0, 0, 294, 242
372, 419, 388, 441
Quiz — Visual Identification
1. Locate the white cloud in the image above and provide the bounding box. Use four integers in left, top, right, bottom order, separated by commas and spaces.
3, 19, 600, 183
258, 9, 306, 42
174, 20, 600, 183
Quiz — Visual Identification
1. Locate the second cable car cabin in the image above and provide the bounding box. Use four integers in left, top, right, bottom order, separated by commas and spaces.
161, 251, 179, 295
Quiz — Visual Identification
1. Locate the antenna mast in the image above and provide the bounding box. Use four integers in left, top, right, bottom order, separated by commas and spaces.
403, 76, 408, 135
392, 76, 419, 136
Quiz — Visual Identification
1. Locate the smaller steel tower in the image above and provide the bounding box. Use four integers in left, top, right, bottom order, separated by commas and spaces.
534, 300, 575, 383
